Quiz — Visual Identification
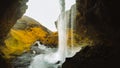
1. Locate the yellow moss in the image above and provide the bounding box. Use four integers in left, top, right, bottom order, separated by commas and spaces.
43, 32, 58, 47
1, 37, 30, 59
1, 27, 49, 59
10, 27, 48, 44
67, 29, 93, 47
1, 27, 92, 59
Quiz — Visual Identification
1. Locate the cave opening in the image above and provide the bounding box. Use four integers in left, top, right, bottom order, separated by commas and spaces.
0, 0, 120, 68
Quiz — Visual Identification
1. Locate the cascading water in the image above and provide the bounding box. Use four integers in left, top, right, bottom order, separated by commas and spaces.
56, 0, 67, 63
66, 4, 82, 58
43, 0, 67, 66
28, 0, 79, 68
28, 0, 67, 68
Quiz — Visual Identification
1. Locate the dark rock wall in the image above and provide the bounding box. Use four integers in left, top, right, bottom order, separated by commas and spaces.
75, 0, 120, 45
0, 0, 28, 46
0, 0, 28, 68
63, 0, 120, 68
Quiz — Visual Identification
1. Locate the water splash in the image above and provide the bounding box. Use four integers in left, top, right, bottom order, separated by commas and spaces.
29, 41, 60, 68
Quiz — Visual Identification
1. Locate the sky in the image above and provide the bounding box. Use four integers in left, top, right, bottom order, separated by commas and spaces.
24, 0, 75, 31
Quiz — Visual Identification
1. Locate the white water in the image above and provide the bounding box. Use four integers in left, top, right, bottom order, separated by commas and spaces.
29, 41, 60, 68
56, 0, 67, 63
28, 0, 78, 68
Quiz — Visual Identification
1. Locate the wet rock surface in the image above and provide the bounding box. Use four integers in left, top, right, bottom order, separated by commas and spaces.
63, 0, 120, 68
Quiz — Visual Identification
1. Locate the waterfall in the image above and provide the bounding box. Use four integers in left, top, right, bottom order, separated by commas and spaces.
59, 0, 65, 12
57, 0, 81, 58
28, 0, 77, 68
44, 0, 67, 66
56, 0, 67, 62
66, 4, 82, 58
